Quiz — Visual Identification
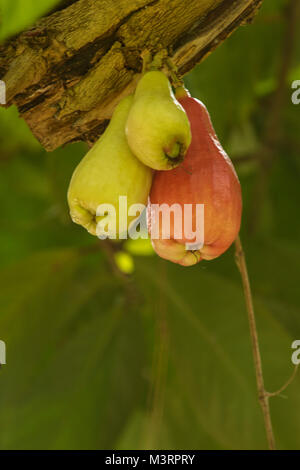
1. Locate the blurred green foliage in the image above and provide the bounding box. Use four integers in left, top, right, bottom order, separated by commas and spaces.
0, 0, 300, 450
0, 0, 61, 40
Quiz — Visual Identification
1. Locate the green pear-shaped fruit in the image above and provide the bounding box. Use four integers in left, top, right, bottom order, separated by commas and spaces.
125, 71, 192, 171
68, 96, 153, 238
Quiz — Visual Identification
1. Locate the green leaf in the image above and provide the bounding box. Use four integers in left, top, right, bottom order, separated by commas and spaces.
133, 256, 300, 450
0, 0, 299, 451
0, 248, 149, 449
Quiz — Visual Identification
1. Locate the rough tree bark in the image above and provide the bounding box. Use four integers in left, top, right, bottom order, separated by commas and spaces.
0, 0, 262, 151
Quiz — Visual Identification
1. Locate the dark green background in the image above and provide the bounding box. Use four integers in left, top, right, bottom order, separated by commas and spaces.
0, 0, 299, 450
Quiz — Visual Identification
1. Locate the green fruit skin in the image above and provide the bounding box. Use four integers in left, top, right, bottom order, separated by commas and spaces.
67, 95, 153, 237
125, 71, 192, 171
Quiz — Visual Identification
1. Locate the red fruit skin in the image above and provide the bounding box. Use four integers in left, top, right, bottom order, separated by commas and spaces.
148, 96, 242, 266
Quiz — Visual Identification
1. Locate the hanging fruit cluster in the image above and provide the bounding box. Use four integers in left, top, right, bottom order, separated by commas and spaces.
67, 69, 242, 267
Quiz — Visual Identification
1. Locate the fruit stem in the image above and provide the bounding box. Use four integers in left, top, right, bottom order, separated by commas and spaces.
163, 141, 185, 166
141, 49, 169, 74
234, 235, 276, 450
151, 49, 168, 71
165, 57, 184, 90
141, 50, 153, 74
174, 85, 190, 100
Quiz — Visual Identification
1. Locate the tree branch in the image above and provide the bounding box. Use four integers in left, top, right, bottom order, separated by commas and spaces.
0, 0, 262, 151
235, 235, 276, 450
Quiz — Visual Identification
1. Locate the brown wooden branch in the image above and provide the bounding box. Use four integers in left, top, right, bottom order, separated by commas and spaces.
0, 0, 262, 151
235, 235, 276, 450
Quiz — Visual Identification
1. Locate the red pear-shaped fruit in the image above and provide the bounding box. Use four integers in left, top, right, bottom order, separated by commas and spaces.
147, 90, 242, 266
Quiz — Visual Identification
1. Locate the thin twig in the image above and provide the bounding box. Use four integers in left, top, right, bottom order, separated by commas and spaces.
235, 235, 276, 450
266, 364, 299, 398
99, 239, 127, 280
98, 239, 140, 306
165, 57, 184, 89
